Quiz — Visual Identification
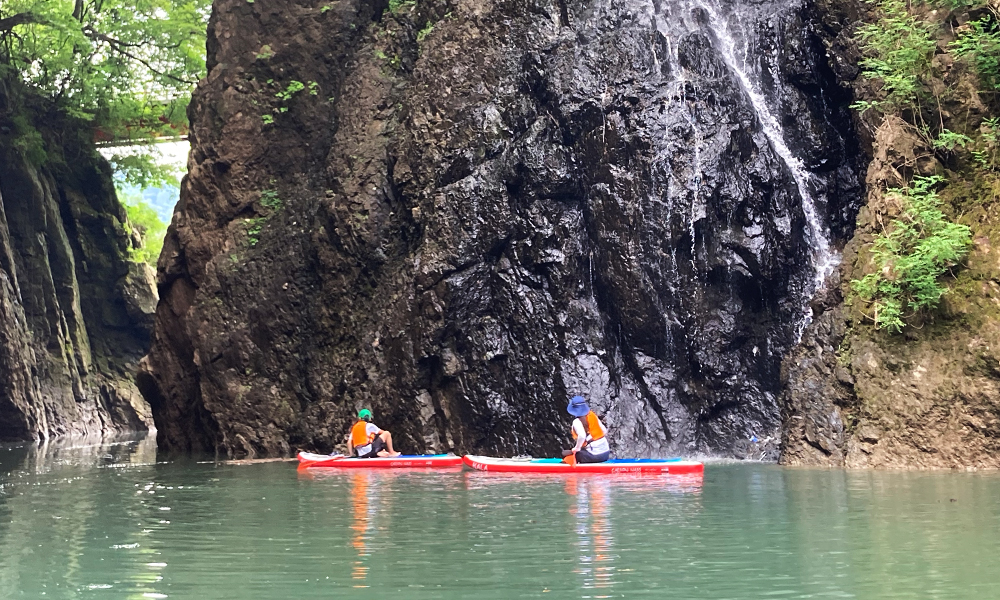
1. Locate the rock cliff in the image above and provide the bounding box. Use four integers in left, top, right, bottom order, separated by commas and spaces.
139, 0, 863, 457
781, 1, 1000, 468
0, 77, 156, 441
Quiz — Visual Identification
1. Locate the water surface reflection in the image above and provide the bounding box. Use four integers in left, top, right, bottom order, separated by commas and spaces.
1, 443, 998, 599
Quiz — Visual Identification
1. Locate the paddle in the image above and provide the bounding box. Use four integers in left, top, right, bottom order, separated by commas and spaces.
562, 452, 577, 466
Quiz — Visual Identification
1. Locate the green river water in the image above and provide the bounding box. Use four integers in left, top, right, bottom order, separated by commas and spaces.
0, 436, 997, 599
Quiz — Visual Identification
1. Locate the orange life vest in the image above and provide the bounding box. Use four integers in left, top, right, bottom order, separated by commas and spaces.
351, 421, 376, 448
571, 411, 606, 445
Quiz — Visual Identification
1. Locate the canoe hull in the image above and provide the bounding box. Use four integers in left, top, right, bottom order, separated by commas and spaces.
462, 455, 704, 474
297, 452, 463, 469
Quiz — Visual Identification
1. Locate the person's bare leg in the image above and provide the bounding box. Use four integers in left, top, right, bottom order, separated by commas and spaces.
377, 431, 400, 457
382, 431, 400, 456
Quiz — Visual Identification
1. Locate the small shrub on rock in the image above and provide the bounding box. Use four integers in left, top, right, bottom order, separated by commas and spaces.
853, 0, 937, 113
951, 15, 1000, 91
852, 176, 973, 332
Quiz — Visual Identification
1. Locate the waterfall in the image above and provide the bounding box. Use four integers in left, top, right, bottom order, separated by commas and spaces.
695, 0, 838, 298
647, 0, 841, 337
605, 0, 860, 452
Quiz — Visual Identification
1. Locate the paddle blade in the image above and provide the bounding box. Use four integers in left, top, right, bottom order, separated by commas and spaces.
562, 453, 577, 466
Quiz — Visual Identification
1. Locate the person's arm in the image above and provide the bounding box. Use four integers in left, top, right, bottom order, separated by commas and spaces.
572, 420, 586, 452
347, 436, 354, 456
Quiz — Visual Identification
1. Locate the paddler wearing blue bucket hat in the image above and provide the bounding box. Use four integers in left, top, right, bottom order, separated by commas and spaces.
561, 396, 611, 464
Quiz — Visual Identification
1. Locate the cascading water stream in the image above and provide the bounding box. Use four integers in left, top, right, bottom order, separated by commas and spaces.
694, 0, 839, 311
572, 0, 858, 452
608, 0, 861, 451
645, 0, 843, 344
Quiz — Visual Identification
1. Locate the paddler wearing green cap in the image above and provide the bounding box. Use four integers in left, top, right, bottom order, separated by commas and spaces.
561, 396, 611, 463
347, 409, 401, 458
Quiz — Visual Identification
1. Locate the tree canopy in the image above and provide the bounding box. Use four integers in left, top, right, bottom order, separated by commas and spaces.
0, 0, 210, 186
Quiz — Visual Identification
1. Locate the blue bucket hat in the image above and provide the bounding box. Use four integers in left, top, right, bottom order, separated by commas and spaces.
567, 396, 590, 417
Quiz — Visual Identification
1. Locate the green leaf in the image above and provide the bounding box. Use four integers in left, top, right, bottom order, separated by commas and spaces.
950, 16, 1000, 91
854, 0, 937, 113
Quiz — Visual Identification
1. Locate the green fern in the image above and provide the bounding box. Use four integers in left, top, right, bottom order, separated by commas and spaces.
275, 80, 306, 102
852, 176, 972, 332
852, 0, 937, 113
388, 0, 416, 13
951, 16, 1000, 91
417, 21, 434, 42
933, 129, 973, 151
259, 189, 283, 211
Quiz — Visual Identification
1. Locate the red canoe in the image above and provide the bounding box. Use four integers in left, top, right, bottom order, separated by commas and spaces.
297, 452, 464, 469
462, 455, 704, 474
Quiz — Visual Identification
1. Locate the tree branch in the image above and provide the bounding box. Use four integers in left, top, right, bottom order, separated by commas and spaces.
0, 12, 49, 34
82, 26, 199, 85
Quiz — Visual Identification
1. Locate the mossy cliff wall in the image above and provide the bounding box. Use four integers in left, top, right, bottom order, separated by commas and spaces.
781, 1, 1000, 468
0, 77, 156, 441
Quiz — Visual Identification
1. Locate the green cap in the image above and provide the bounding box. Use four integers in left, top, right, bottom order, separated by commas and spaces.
358, 408, 373, 421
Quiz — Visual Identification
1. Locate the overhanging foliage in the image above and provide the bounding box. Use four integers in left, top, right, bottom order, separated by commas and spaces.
0, 0, 210, 185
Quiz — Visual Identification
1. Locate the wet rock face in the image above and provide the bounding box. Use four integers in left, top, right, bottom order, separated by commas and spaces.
141, 0, 862, 457
779, 302, 851, 466
0, 79, 155, 441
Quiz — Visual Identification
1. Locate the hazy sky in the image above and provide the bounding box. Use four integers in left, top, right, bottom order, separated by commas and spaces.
99, 140, 190, 177
157, 140, 190, 170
